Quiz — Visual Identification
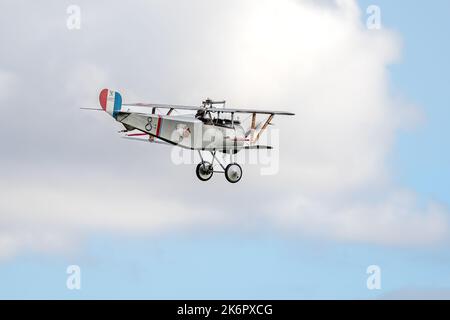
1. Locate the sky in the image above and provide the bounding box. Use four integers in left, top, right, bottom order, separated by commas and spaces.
0, 0, 450, 299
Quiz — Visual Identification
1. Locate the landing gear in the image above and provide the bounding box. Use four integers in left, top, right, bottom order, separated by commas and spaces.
196, 161, 213, 181
225, 163, 242, 183
195, 151, 243, 183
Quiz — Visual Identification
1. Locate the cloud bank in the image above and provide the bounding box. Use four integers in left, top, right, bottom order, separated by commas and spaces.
0, 0, 448, 259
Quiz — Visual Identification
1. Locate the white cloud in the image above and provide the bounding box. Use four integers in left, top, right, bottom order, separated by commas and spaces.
0, 0, 448, 259
270, 190, 448, 246
0, 172, 237, 259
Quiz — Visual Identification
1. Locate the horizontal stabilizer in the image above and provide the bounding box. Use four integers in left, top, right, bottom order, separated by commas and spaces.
80, 107, 103, 111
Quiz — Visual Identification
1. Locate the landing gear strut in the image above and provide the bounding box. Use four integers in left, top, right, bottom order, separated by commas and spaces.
195, 151, 243, 183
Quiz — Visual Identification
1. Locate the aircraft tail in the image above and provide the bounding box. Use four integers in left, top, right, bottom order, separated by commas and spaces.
99, 88, 122, 117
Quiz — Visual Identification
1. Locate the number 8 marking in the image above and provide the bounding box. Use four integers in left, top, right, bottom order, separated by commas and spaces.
145, 117, 153, 131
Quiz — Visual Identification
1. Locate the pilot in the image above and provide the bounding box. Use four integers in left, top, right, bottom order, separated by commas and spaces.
195, 109, 206, 120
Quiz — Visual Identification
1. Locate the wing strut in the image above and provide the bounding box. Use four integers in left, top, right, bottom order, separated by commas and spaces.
248, 114, 274, 144
250, 113, 257, 142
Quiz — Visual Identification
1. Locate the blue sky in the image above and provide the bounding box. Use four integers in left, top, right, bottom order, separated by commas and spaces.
0, 0, 450, 299
365, 0, 450, 204
1, 234, 450, 299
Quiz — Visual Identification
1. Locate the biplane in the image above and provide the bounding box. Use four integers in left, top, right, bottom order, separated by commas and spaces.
83, 89, 294, 183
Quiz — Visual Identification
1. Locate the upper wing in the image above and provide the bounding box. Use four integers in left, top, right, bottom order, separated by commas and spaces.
122, 103, 202, 112
210, 107, 295, 116
122, 103, 295, 116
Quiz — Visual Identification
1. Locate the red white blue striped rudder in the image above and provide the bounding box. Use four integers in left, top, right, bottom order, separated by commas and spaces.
99, 89, 122, 118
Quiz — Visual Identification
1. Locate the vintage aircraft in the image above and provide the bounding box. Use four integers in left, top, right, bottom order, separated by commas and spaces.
83, 89, 294, 183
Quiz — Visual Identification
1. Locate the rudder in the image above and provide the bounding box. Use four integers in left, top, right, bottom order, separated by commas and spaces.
99, 88, 122, 117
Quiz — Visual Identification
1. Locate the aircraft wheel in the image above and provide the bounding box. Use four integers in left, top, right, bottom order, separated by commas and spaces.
225, 163, 242, 183
196, 162, 213, 181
